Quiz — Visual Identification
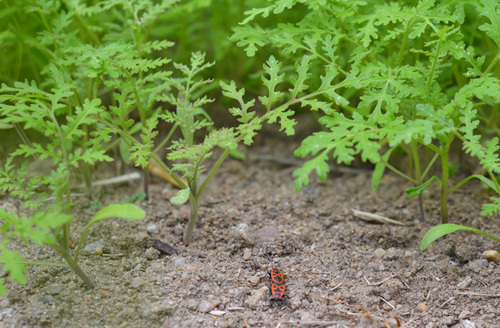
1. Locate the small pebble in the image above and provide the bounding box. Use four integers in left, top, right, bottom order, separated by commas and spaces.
102, 290, 112, 298
83, 241, 111, 255
245, 287, 268, 309
132, 277, 144, 288
417, 303, 428, 312
42, 295, 54, 304
233, 224, 255, 245
382, 302, 394, 311
145, 247, 160, 260
242, 248, 252, 261
458, 310, 471, 319
198, 301, 215, 313
257, 226, 279, 243
461, 320, 476, 328
373, 248, 386, 259
248, 275, 260, 286
383, 247, 401, 261
1, 308, 13, 318
46, 284, 63, 295
186, 299, 197, 311
146, 223, 159, 233
95, 246, 103, 255
173, 257, 186, 267
457, 276, 472, 289
467, 259, 488, 272
147, 300, 177, 316
209, 310, 226, 316
482, 250, 500, 263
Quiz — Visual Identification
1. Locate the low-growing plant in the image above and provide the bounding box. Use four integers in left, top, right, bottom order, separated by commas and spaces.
0, 0, 173, 292
232, 0, 500, 224
98, 51, 297, 245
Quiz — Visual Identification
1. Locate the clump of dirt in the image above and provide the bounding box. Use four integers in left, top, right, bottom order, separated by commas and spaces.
1, 138, 499, 328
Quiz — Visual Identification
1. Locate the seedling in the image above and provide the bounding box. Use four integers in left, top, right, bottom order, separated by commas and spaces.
100, 52, 297, 245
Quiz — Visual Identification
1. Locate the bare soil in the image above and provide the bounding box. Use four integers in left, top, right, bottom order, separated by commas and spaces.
1, 135, 499, 328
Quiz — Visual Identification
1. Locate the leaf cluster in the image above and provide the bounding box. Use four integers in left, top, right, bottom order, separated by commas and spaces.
233, 0, 500, 219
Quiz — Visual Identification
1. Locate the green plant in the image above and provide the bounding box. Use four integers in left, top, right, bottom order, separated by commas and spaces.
0, 0, 168, 292
232, 0, 500, 223
420, 223, 500, 251
99, 51, 297, 245
0, 204, 145, 294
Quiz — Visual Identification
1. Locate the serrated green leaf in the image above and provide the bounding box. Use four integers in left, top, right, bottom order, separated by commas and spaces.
259, 56, 285, 109
293, 151, 330, 192
477, 0, 500, 48
481, 197, 500, 216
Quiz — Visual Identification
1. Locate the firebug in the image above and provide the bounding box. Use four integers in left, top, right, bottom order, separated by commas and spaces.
268, 268, 286, 303
271, 282, 286, 301
269, 268, 284, 284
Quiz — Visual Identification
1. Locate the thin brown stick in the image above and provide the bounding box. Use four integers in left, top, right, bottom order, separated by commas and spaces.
455, 291, 500, 297
364, 275, 394, 286
352, 209, 405, 225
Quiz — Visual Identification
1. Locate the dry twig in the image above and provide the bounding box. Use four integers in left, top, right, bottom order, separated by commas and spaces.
351, 209, 405, 226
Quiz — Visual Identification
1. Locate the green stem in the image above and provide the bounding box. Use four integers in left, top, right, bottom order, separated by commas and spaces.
398, 17, 414, 67
481, 50, 499, 77
197, 148, 232, 198
152, 123, 178, 154
421, 152, 440, 180
426, 27, 446, 93
440, 135, 454, 224
183, 194, 198, 246
378, 157, 418, 184
51, 243, 95, 288
411, 141, 427, 221
74, 219, 95, 263
449, 174, 490, 194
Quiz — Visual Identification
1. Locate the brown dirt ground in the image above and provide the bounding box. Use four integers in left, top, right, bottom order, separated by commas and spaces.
1, 133, 500, 328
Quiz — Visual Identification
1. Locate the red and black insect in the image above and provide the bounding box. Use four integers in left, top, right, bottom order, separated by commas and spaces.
269, 268, 285, 284
268, 268, 286, 302
270, 282, 286, 301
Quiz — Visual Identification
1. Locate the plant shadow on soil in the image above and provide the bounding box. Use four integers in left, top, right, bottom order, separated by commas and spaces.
1, 136, 499, 328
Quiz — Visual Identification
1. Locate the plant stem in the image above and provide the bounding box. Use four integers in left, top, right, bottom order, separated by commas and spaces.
411, 141, 427, 221
426, 27, 446, 93
183, 194, 198, 246
440, 135, 454, 223
51, 243, 95, 288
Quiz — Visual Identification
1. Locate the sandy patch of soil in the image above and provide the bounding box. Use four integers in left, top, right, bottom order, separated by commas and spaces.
1, 138, 499, 328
